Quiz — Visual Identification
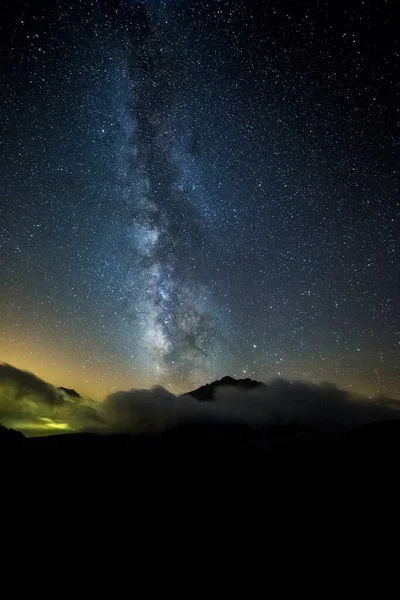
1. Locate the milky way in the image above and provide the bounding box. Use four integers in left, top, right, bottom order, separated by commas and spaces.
109, 1, 227, 385
1, 0, 399, 397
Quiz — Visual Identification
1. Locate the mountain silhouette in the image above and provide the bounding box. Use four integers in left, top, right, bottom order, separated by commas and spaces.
58, 387, 81, 398
0, 422, 25, 444
186, 375, 265, 402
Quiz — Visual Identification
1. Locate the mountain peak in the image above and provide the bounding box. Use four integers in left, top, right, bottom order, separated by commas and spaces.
58, 387, 81, 398
186, 375, 265, 402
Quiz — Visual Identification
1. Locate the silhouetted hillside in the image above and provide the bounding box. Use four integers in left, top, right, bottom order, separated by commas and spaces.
186, 375, 265, 401
348, 419, 400, 448
0, 422, 25, 443
23, 418, 400, 461
58, 387, 81, 398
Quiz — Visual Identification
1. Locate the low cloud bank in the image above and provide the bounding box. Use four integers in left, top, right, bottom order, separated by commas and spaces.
211, 380, 400, 431
1, 363, 399, 437
0, 363, 104, 436
102, 386, 200, 434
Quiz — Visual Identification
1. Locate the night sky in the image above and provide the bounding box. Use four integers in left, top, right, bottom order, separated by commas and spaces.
1, 0, 399, 400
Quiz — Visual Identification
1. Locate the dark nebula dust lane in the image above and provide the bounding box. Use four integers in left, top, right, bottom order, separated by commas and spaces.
0, 0, 399, 398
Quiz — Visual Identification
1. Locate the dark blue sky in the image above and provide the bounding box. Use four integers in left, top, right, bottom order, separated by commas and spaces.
1, 0, 399, 398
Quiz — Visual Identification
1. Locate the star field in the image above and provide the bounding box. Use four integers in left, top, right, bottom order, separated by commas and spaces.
0, 0, 399, 398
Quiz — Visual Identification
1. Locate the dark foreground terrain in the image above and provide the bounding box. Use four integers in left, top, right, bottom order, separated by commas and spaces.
3, 418, 399, 525
3, 417, 400, 461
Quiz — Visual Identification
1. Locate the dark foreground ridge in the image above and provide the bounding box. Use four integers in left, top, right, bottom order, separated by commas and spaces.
20, 417, 400, 454
0, 422, 25, 444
